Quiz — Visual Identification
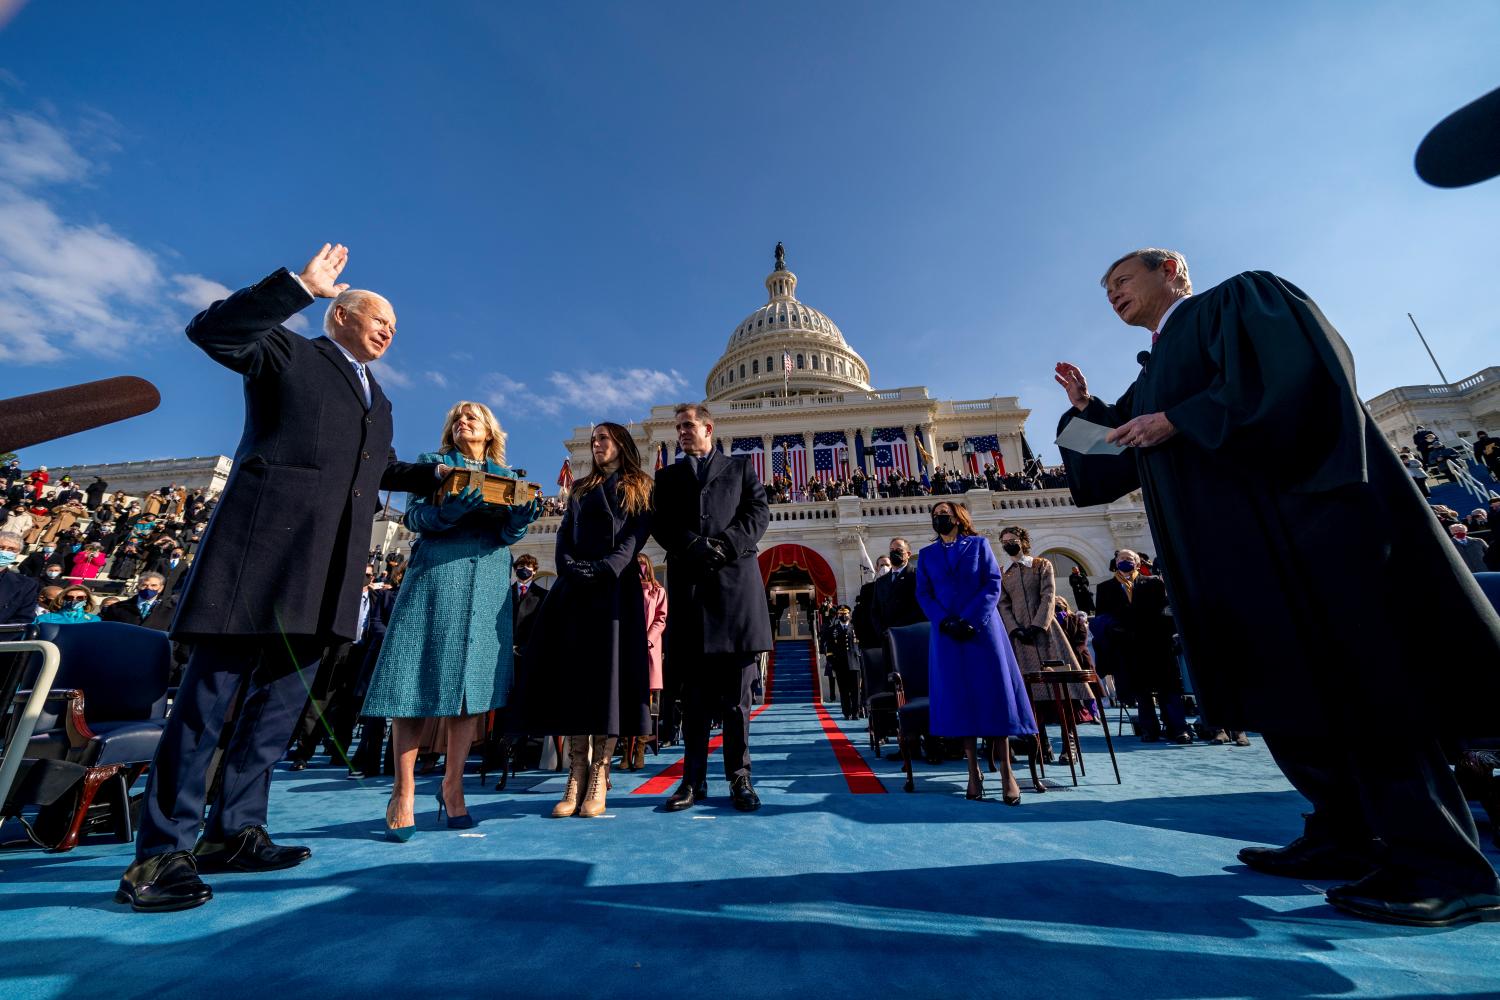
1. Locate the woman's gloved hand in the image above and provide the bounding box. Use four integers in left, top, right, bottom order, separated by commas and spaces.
515, 498, 544, 524
940, 616, 977, 642
437, 486, 484, 524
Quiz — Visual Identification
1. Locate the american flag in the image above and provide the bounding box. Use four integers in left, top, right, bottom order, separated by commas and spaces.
811, 431, 848, 483
870, 427, 911, 482
731, 436, 766, 482
771, 434, 806, 484
782, 351, 793, 379
965, 434, 1004, 475
556, 457, 573, 491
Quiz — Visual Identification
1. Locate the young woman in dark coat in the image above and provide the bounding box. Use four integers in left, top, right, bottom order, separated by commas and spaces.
525, 422, 653, 818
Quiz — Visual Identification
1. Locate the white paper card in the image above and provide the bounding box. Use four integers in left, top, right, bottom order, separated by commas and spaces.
1055, 418, 1126, 456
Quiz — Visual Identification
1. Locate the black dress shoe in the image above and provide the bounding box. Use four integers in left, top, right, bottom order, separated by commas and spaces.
730, 776, 761, 812
1326, 867, 1500, 927
115, 851, 212, 913
1238, 835, 1378, 881
1166, 731, 1194, 745
194, 825, 312, 874
664, 781, 703, 812
287, 760, 308, 772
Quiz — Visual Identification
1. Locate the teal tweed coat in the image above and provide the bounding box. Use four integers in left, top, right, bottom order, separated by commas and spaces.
361, 452, 538, 718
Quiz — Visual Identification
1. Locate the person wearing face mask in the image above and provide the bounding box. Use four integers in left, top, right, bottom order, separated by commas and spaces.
996, 526, 1086, 763
819, 604, 862, 720
620, 553, 668, 771
17, 541, 56, 579
109, 537, 143, 581
101, 572, 174, 630
478, 552, 554, 779
1092, 549, 1189, 744
523, 422, 653, 817
0, 531, 40, 625
36, 584, 101, 624
914, 502, 1037, 804
872, 537, 927, 646
852, 554, 890, 657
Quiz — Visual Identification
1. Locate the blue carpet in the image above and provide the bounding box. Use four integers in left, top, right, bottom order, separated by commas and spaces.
3, 640, 1497, 999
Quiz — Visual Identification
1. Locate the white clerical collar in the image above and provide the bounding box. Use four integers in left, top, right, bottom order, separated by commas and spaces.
1155, 294, 1191, 337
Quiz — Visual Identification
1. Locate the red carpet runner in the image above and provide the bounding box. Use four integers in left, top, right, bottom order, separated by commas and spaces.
805, 641, 885, 794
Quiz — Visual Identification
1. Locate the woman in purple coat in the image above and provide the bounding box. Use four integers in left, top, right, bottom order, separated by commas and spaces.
914, 500, 1037, 804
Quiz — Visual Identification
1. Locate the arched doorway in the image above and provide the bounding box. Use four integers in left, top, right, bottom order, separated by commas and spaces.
758, 544, 838, 641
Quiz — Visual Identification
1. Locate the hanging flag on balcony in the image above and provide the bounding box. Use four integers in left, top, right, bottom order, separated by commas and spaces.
870, 427, 911, 482
965, 435, 1004, 476
731, 436, 766, 482
770, 433, 806, 483
811, 431, 848, 483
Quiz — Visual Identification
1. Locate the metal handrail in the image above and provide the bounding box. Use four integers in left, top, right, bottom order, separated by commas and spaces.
0, 640, 61, 812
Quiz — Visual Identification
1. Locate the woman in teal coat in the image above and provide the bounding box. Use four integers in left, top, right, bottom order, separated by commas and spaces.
362, 401, 541, 838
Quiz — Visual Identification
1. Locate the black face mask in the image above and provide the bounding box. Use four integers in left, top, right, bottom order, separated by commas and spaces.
888, 550, 906, 567
1002, 542, 1022, 556
515, 567, 534, 581
931, 514, 956, 536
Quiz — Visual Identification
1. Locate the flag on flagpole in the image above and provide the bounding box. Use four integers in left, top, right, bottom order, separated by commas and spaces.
556, 457, 573, 493
654, 443, 665, 472
856, 534, 876, 579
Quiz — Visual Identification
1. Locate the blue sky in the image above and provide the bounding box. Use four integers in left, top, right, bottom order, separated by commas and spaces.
2, 2, 1497, 477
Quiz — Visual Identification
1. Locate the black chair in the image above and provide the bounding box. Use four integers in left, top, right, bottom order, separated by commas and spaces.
885, 622, 931, 793
859, 646, 899, 757
12, 621, 171, 851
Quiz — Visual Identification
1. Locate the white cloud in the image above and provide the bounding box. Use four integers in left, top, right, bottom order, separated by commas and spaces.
369, 358, 412, 388
169, 274, 232, 311
284, 312, 310, 333
0, 107, 240, 364
483, 367, 688, 417
423, 370, 448, 388
0, 113, 89, 186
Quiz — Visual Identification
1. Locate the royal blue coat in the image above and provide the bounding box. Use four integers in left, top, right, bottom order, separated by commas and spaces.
914, 535, 1037, 738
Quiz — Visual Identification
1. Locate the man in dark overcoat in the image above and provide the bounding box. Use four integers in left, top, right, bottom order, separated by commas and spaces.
116, 245, 440, 913
652, 402, 772, 812
1056, 247, 1500, 927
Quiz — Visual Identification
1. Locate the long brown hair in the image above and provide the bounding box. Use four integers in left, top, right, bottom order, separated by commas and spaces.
574, 422, 653, 516
931, 500, 977, 537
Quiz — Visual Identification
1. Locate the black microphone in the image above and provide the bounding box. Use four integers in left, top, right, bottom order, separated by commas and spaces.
1137, 351, 1151, 369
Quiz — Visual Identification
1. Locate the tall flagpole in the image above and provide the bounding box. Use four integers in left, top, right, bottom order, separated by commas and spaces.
1407, 313, 1450, 385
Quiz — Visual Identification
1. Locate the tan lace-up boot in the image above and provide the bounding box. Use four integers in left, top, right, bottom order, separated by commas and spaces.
551, 736, 589, 818
577, 736, 617, 818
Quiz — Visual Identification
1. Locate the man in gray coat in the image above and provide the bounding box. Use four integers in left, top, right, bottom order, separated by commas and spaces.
652, 402, 773, 812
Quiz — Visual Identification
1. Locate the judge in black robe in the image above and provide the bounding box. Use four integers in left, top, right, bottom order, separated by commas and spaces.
1056, 250, 1500, 926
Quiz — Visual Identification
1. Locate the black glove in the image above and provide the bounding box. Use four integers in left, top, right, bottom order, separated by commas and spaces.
940, 616, 976, 642
688, 536, 729, 571
1025, 624, 1046, 642
703, 538, 731, 569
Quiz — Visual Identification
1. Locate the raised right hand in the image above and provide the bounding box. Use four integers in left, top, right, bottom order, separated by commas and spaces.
299, 243, 351, 298
1054, 362, 1090, 411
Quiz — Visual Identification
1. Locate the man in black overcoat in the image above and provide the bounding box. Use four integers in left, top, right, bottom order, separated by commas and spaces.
1091, 552, 1188, 742
1056, 248, 1500, 926
117, 245, 441, 913
0, 531, 38, 625
870, 536, 925, 642
652, 402, 773, 812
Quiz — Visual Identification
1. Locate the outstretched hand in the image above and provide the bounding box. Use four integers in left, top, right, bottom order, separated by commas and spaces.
299, 243, 351, 298
1054, 362, 1090, 411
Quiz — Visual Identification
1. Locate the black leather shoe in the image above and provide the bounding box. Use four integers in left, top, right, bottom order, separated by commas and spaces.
1326, 868, 1500, 927
115, 851, 212, 913
194, 825, 312, 874
287, 760, 307, 772
1167, 731, 1194, 745
730, 776, 761, 812
1238, 835, 1378, 881
664, 781, 703, 812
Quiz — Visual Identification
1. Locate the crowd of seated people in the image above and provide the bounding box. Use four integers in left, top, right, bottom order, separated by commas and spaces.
759, 464, 1070, 504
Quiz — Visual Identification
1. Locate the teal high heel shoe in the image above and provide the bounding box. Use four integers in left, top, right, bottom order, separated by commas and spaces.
436, 791, 475, 830
385, 796, 416, 842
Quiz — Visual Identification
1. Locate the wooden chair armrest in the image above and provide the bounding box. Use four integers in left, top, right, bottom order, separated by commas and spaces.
12, 688, 95, 747
889, 672, 907, 709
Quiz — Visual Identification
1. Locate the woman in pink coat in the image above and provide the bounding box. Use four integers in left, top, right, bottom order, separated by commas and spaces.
71, 542, 108, 580
622, 553, 668, 770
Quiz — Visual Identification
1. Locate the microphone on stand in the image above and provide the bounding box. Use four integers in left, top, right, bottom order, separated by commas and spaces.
0, 376, 161, 453
1136, 351, 1151, 369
